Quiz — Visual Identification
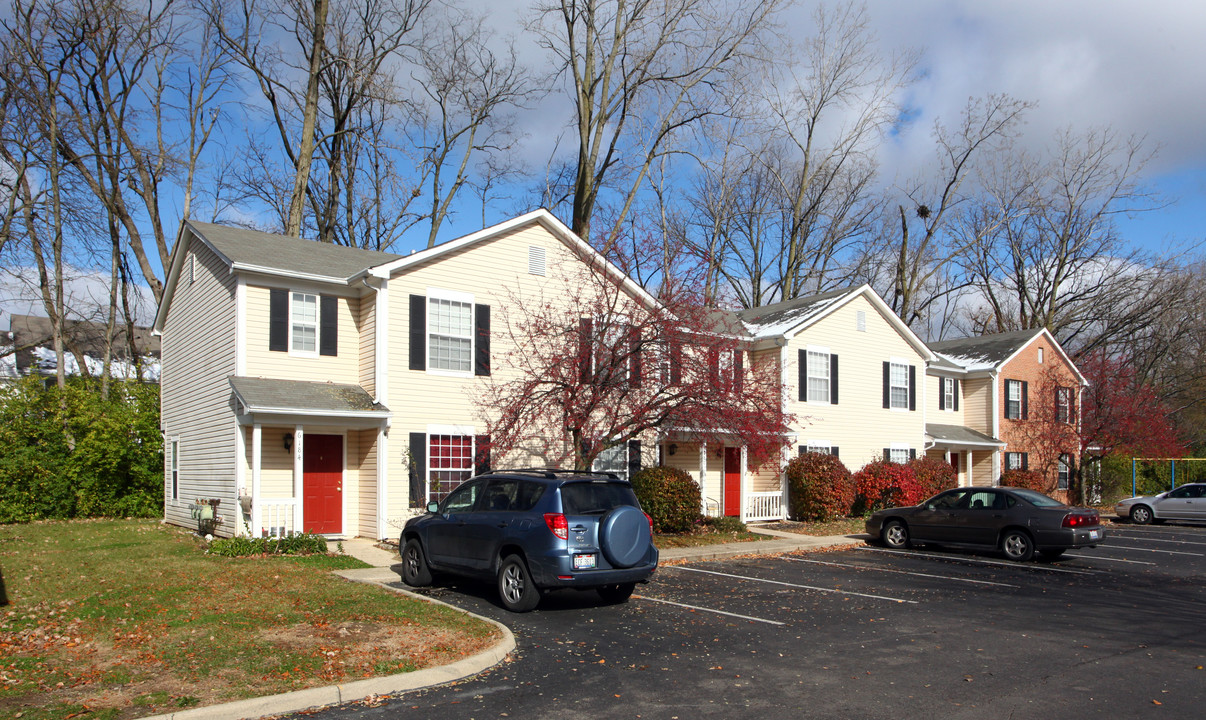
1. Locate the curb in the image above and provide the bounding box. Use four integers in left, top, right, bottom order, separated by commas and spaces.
142, 575, 515, 720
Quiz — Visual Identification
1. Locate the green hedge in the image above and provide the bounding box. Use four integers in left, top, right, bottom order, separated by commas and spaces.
630, 466, 701, 533
0, 377, 162, 523
207, 534, 330, 557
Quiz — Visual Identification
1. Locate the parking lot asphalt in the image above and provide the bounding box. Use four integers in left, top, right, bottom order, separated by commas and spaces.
283, 522, 1206, 720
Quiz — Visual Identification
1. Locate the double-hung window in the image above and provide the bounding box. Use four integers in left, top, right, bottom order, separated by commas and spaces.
1057, 453, 1071, 490
943, 378, 955, 410
1055, 387, 1072, 423
807, 350, 830, 403
1005, 379, 1023, 419
429, 434, 474, 501
429, 295, 474, 373
1006, 451, 1026, 471
888, 447, 911, 464
291, 293, 318, 353
170, 439, 179, 500
889, 362, 909, 409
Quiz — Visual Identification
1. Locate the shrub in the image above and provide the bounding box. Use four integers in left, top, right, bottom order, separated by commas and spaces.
702, 515, 747, 534
630, 466, 701, 533
785, 452, 855, 520
907, 457, 958, 500
207, 533, 330, 557
1000, 469, 1052, 494
852, 460, 926, 515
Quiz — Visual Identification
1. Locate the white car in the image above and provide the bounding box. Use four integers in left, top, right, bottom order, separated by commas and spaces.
1115, 483, 1206, 524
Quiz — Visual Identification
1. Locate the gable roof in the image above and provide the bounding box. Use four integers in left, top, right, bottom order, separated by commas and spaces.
188, 221, 403, 283
369, 209, 661, 310
929, 327, 1087, 385
733, 284, 935, 360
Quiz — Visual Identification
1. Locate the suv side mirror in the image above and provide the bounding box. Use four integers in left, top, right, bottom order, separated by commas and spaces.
426, 500, 440, 514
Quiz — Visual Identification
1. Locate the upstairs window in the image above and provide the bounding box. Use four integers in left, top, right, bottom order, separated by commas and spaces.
291, 293, 318, 353
1055, 386, 1072, 423
889, 362, 909, 409
1005, 379, 1028, 419
429, 297, 473, 373
807, 350, 830, 403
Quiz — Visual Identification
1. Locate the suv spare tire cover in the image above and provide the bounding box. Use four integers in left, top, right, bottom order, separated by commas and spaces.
599, 505, 651, 568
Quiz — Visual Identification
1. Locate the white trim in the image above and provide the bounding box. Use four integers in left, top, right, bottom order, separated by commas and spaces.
229, 262, 358, 286
251, 423, 262, 538
425, 289, 475, 377
376, 428, 388, 540
235, 422, 246, 535
235, 276, 247, 376
427, 423, 476, 436
293, 426, 304, 531
237, 407, 391, 420
887, 358, 911, 412
804, 346, 831, 405
374, 278, 388, 405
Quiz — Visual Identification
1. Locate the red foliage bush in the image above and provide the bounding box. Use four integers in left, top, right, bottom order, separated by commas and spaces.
785, 452, 855, 520
999, 469, 1053, 494
907, 457, 958, 500
852, 461, 926, 514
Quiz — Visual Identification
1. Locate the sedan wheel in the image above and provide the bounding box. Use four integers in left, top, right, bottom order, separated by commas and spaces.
1001, 529, 1035, 562
882, 520, 910, 549
1130, 505, 1153, 525
498, 555, 540, 613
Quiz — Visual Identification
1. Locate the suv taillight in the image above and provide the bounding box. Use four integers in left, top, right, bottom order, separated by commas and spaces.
1063, 511, 1097, 528
544, 513, 569, 540
645, 512, 653, 531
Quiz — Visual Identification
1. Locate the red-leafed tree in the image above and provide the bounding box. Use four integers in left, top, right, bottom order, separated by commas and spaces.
475, 259, 794, 470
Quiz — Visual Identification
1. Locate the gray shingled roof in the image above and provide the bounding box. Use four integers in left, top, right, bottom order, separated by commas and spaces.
189, 221, 402, 283
926, 423, 1005, 446
928, 328, 1042, 369
734, 286, 859, 338
229, 377, 389, 415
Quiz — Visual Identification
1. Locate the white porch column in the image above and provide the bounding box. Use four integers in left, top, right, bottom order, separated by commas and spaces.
699, 442, 708, 515
963, 450, 972, 487
234, 423, 246, 536
293, 425, 304, 532
252, 424, 262, 537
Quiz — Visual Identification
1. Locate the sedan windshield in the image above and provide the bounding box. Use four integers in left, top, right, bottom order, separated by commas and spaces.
1009, 488, 1066, 507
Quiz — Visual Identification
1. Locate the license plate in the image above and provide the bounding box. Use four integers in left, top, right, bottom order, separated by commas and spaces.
1089, 529, 1101, 541
573, 553, 596, 570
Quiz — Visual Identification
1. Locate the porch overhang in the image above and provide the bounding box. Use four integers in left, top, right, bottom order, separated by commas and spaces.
229, 376, 391, 428
926, 423, 1004, 451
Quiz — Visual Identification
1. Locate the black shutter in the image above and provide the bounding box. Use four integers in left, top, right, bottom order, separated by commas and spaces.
669, 339, 682, 385
409, 295, 426, 371
939, 378, 946, 410
1021, 380, 1029, 419
707, 348, 719, 386
798, 445, 807, 456
831, 447, 839, 458
629, 327, 642, 387
909, 448, 917, 460
1022, 452, 1029, 470
319, 295, 337, 356
408, 432, 426, 507
474, 304, 491, 376
628, 440, 641, 479
953, 378, 960, 411
578, 318, 594, 384
882, 362, 890, 409
883, 447, 892, 462
908, 365, 916, 411
269, 288, 288, 352
733, 350, 743, 394
830, 354, 839, 404
800, 349, 808, 402
475, 434, 491, 475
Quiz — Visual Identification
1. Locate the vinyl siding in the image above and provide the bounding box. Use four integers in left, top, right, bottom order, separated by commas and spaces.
359, 291, 376, 396
383, 223, 639, 528
927, 373, 964, 424
961, 377, 994, 434
354, 428, 379, 538
160, 239, 239, 536
783, 293, 928, 472
243, 284, 361, 382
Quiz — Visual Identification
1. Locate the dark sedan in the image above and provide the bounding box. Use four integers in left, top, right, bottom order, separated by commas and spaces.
865, 486, 1105, 561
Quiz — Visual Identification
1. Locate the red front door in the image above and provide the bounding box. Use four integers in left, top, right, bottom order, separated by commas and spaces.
723, 447, 741, 517
303, 434, 343, 534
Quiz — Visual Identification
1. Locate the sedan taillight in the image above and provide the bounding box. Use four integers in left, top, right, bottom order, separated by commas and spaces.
1063, 511, 1098, 528
544, 512, 569, 540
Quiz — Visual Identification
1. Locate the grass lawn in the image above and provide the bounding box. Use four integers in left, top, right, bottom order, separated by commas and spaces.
653, 526, 764, 548
0, 519, 500, 720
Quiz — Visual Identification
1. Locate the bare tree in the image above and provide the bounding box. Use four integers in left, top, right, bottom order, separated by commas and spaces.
532, 0, 786, 250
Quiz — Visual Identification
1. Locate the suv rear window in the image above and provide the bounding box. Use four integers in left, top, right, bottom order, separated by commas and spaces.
560, 481, 640, 515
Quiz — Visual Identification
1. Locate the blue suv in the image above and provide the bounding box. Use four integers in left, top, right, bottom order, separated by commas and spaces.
400, 469, 659, 612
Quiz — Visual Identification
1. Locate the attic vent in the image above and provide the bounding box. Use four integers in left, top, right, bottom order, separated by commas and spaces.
528, 245, 546, 276
856, 310, 866, 332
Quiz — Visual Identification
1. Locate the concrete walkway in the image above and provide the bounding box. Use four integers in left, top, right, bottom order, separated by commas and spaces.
149, 527, 864, 720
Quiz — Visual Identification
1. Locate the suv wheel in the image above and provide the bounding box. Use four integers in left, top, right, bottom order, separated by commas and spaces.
498, 554, 540, 612
401, 538, 432, 587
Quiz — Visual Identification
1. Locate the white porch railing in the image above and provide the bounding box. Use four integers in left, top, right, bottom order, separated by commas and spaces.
745, 491, 785, 522
259, 498, 298, 537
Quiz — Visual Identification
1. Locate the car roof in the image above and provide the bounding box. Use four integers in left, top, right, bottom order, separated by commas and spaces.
478, 468, 624, 484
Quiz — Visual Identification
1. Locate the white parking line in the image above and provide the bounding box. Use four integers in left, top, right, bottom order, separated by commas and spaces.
783, 556, 1020, 588
1100, 544, 1205, 557
1108, 534, 1206, 547
1064, 554, 1155, 565
672, 566, 919, 604
858, 546, 1096, 574
634, 595, 786, 626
